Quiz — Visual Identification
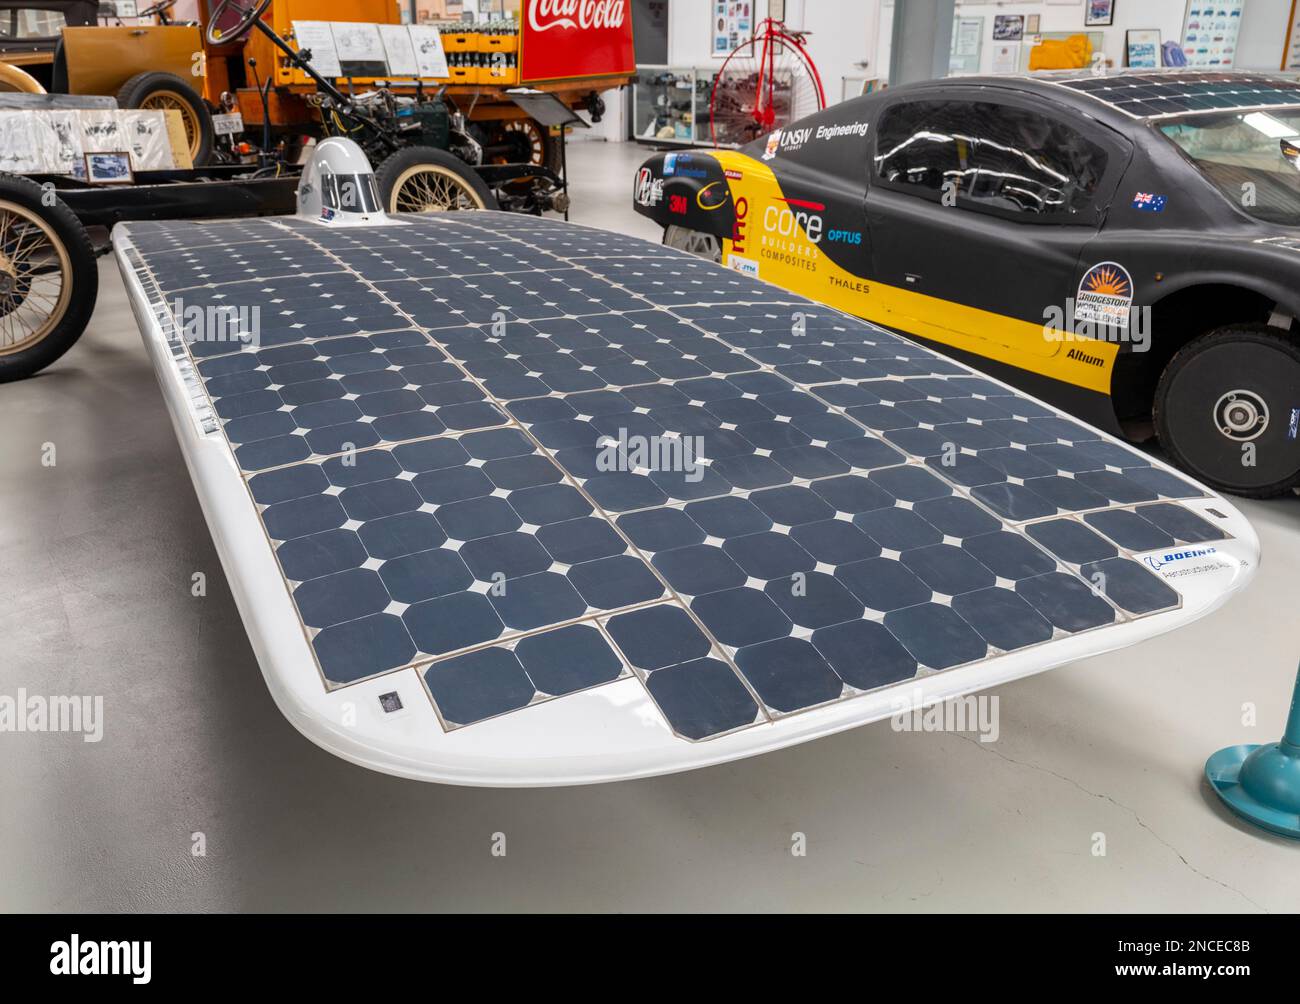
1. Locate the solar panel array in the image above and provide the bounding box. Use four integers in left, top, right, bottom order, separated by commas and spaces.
1051, 72, 1300, 119
120, 212, 1230, 742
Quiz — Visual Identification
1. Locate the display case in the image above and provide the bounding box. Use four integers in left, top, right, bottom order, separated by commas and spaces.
631, 65, 731, 147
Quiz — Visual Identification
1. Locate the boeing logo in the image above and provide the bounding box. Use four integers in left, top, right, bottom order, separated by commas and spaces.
1144, 547, 1217, 571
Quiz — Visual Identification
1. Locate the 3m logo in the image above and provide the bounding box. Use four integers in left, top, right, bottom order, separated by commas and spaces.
668, 194, 688, 215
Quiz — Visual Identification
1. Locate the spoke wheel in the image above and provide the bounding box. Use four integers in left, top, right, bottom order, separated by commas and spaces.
664, 225, 722, 263
140, 90, 201, 156
1154, 324, 1300, 497
0, 199, 72, 358
390, 165, 488, 212
375, 146, 498, 215
709, 22, 826, 148
0, 173, 96, 382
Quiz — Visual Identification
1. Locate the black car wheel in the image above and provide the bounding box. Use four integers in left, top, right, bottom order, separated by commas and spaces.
1154, 324, 1300, 498
0, 174, 97, 383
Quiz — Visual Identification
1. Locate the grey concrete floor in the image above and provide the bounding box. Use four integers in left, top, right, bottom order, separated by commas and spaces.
2, 141, 1298, 913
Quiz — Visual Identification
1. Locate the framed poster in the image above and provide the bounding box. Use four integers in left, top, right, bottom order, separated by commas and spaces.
994, 15, 1025, 42
1182, 0, 1244, 69
1126, 29, 1162, 68
1086, 0, 1115, 27
950, 15, 984, 74
711, 1, 754, 57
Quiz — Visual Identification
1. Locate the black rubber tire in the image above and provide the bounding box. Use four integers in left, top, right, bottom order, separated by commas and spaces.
1154, 324, 1300, 498
0, 174, 97, 383
374, 146, 498, 213
116, 71, 214, 167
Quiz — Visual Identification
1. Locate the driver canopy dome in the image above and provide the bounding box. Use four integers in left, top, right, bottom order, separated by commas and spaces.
296, 137, 390, 226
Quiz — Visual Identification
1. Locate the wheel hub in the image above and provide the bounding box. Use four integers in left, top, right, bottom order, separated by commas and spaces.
1214, 389, 1269, 441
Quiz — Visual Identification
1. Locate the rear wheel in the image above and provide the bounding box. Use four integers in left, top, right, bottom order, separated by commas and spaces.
1154, 324, 1300, 497
663, 225, 722, 263
116, 71, 214, 167
0, 174, 97, 382
375, 146, 497, 213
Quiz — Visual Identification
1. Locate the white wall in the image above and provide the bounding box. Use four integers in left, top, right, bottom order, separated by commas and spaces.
880, 0, 1297, 81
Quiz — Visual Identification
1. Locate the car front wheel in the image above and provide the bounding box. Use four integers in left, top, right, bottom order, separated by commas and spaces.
1154, 324, 1300, 498
663, 225, 722, 263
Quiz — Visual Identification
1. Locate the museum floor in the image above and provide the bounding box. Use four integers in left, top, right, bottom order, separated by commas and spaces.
2, 140, 1297, 912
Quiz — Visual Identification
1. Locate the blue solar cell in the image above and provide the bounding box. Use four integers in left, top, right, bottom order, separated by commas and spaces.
885, 603, 989, 670
1083, 509, 1177, 551
424, 647, 535, 726
952, 588, 1054, 651
691, 587, 792, 647
404, 592, 503, 655
1080, 558, 1179, 615
735, 637, 844, 713
645, 658, 760, 740
1137, 503, 1226, 544
515, 625, 624, 696
1016, 573, 1115, 632
1026, 519, 1119, 565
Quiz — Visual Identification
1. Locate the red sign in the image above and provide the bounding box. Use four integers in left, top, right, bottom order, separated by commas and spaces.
520, 0, 636, 83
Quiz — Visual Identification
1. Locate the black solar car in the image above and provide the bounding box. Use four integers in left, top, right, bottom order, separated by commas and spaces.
634, 71, 1300, 497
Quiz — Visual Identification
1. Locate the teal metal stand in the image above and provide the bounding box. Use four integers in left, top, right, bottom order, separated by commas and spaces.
1206, 664, 1300, 839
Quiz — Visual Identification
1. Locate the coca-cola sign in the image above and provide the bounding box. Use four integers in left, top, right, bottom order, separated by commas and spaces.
521, 0, 635, 83
528, 0, 627, 31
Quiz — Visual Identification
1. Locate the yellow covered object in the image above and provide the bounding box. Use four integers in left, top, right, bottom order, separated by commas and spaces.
1029, 34, 1093, 71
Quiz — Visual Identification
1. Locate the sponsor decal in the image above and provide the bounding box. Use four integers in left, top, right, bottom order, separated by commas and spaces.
668, 193, 689, 215
634, 166, 663, 207
1074, 261, 1134, 329
829, 274, 870, 294
724, 168, 743, 181
731, 195, 749, 254
696, 181, 729, 210
1142, 545, 1231, 581
1289, 407, 1299, 441
320, 207, 337, 221
662, 152, 706, 179
764, 202, 823, 245
762, 131, 781, 160
727, 254, 759, 277
1067, 346, 1106, 367
1132, 192, 1167, 212
825, 228, 862, 245
814, 121, 870, 141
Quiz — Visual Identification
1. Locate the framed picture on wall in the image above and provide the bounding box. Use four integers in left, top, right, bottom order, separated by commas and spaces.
1126, 29, 1162, 68
994, 15, 1025, 42
1085, 0, 1116, 27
